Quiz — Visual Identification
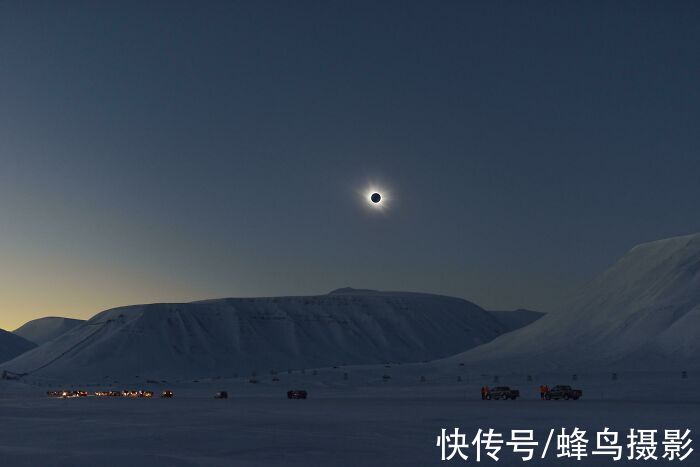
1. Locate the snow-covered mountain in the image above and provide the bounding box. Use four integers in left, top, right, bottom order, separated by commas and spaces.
14, 317, 85, 345
330, 288, 544, 331
488, 309, 544, 332
0, 329, 35, 364
2, 289, 528, 381
444, 232, 700, 371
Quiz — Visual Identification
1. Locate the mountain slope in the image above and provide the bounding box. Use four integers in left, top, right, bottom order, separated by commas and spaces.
14, 317, 85, 345
443, 232, 700, 371
488, 309, 544, 332
2, 290, 524, 381
0, 329, 36, 364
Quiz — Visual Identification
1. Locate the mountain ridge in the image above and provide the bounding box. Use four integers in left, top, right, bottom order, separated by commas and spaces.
2, 290, 539, 381
14, 317, 85, 346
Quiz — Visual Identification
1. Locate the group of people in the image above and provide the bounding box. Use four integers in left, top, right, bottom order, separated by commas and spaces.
539, 384, 550, 399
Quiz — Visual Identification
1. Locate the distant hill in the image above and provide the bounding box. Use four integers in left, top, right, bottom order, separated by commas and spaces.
0, 329, 36, 364
2, 290, 533, 381
441, 232, 700, 371
14, 317, 85, 345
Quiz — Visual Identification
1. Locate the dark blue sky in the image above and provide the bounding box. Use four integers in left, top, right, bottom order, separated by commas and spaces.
1, 0, 699, 327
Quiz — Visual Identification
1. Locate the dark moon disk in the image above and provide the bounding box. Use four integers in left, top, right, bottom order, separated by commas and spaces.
371, 192, 381, 203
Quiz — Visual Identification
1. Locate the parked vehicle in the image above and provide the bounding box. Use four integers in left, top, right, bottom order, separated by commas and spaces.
287, 390, 308, 399
214, 391, 228, 399
545, 385, 582, 400
488, 386, 520, 400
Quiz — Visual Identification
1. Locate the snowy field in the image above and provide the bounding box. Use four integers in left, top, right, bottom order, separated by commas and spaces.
1, 367, 698, 467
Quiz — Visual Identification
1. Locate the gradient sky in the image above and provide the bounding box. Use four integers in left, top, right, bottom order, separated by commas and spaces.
1, 1, 699, 330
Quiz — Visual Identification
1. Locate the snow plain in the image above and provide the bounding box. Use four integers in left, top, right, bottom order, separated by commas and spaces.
1, 364, 697, 467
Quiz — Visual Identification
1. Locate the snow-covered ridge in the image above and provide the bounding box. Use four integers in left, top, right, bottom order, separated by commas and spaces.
14, 317, 85, 345
2, 290, 539, 381
441, 232, 700, 371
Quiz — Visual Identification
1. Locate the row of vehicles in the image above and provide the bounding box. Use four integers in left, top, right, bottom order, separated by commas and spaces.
46, 390, 89, 398
484, 385, 582, 400
47, 389, 309, 399
48, 384, 582, 402
47, 390, 172, 398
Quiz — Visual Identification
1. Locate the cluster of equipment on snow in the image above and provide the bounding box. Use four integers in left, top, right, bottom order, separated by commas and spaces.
46, 389, 169, 399
45, 388, 311, 400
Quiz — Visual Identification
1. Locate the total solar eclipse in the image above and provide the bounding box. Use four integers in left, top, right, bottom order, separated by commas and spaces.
360, 184, 388, 210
